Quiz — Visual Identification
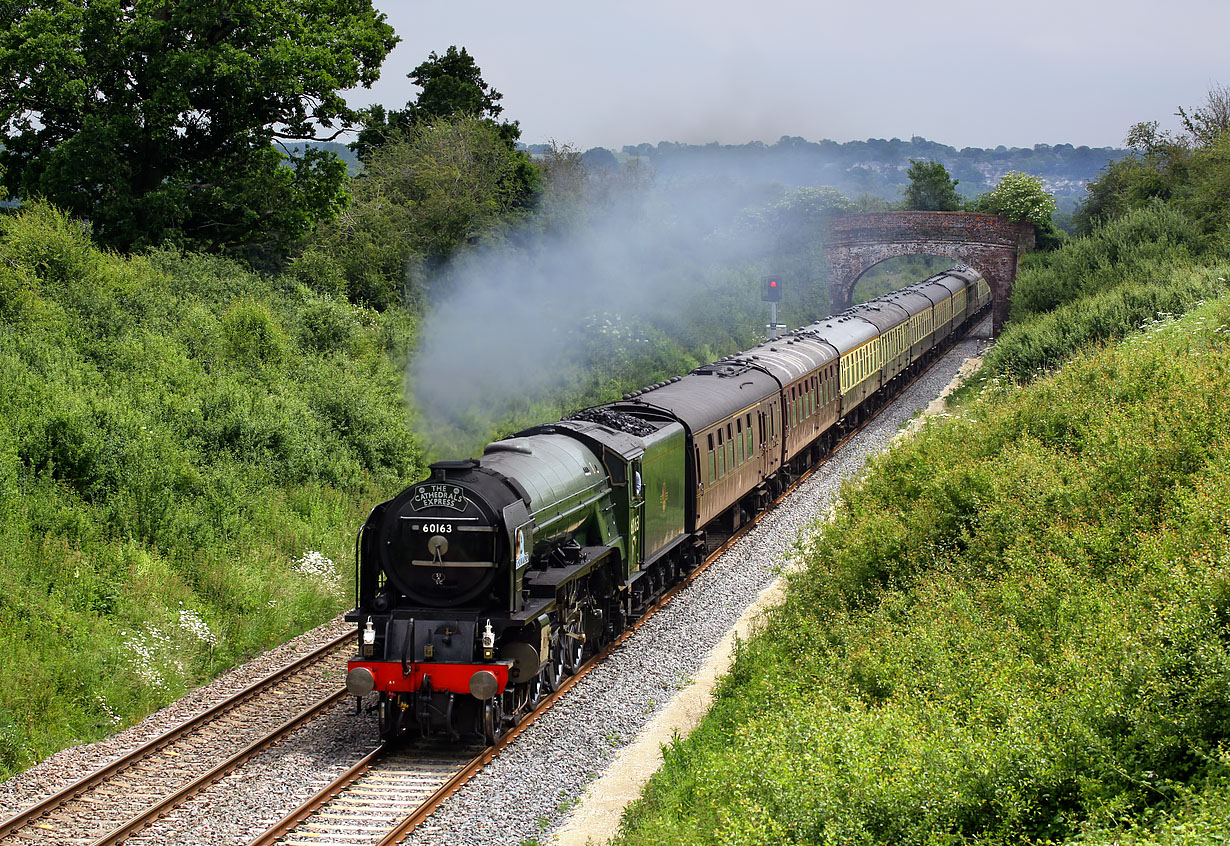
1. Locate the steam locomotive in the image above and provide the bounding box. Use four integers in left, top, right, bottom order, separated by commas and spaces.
344, 267, 992, 742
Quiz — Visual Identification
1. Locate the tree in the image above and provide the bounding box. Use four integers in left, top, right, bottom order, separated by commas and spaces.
1177, 82, 1230, 148
536, 142, 589, 234
1074, 85, 1230, 237
0, 1, 398, 257
353, 46, 519, 162
293, 117, 541, 307
1073, 152, 1183, 236
974, 171, 1056, 227
974, 171, 1061, 248
902, 159, 961, 211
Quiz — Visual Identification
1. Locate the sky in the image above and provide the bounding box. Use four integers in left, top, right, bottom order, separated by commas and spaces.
347, 0, 1230, 153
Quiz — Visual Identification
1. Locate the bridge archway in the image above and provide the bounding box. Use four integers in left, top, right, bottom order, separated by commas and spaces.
825, 212, 1035, 335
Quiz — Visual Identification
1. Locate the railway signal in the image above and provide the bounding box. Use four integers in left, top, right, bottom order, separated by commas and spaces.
762, 275, 785, 338
761, 275, 782, 302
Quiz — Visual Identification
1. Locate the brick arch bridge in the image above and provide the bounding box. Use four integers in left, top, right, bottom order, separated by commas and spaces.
824, 212, 1035, 336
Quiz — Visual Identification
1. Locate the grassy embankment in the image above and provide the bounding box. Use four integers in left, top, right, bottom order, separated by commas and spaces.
615, 202, 1230, 844
0, 204, 422, 777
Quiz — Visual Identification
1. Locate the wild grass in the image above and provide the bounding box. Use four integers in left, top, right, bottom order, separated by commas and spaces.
0, 203, 421, 776
977, 204, 1225, 383
615, 296, 1230, 845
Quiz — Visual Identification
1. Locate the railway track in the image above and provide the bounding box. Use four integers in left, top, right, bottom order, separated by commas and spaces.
246, 316, 990, 846
0, 631, 355, 846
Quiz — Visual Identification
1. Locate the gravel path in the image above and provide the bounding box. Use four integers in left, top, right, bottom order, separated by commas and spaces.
0, 321, 990, 846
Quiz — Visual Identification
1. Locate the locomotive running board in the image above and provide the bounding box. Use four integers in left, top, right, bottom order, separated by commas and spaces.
506, 596, 555, 624
523, 546, 615, 597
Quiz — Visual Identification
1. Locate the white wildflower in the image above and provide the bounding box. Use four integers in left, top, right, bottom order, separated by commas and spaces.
178, 608, 217, 646
95, 694, 122, 726
294, 550, 342, 593
123, 627, 170, 693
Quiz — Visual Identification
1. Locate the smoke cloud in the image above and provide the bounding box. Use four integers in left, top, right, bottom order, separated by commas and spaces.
410, 166, 781, 456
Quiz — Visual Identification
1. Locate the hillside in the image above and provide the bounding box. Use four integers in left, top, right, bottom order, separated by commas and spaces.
0, 204, 421, 776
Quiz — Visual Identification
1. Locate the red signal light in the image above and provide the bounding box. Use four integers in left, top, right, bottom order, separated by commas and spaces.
762, 275, 782, 302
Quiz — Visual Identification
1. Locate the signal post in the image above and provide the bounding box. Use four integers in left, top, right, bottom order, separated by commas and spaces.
762, 275, 786, 339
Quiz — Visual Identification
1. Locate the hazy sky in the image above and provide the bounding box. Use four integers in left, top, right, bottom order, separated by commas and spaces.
348, 1, 1229, 152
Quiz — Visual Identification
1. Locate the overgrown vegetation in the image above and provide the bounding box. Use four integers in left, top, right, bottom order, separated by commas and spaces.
1075, 85, 1230, 238
979, 203, 1220, 381
616, 289, 1230, 846
0, 204, 420, 776
614, 87, 1230, 845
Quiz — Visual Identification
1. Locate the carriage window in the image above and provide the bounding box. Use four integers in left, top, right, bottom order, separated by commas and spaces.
708, 433, 716, 483
746, 413, 754, 455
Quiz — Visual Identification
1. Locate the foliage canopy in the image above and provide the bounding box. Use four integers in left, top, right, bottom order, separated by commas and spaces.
1075, 83, 1230, 237
294, 116, 542, 308
901, 159, 961, 211
0, 0, 398, 257
353, 46, 520, 162
972, 171, 1056, 228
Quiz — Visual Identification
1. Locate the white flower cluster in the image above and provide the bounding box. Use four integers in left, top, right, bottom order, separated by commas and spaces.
294, 550, 342, 593
178, 608, 217, 646
122, 625, 178, 693
95, 693, 122, 726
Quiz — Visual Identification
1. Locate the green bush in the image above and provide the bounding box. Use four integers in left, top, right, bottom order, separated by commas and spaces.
1011, 202, 1207, 321
222, 299, 288, 369
983, 261, 1227, 382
